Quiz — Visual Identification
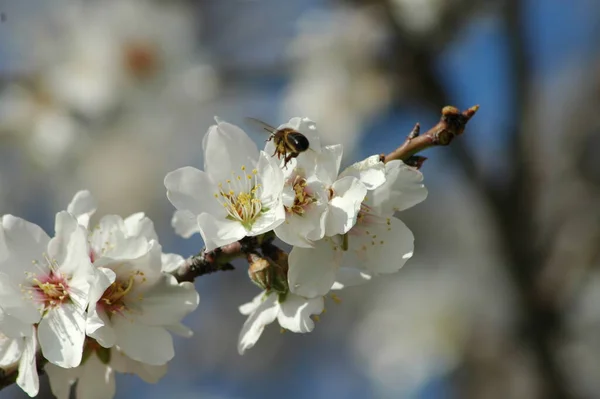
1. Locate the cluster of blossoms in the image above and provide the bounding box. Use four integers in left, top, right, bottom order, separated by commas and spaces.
1, 115, 426, 398
0, 191, 199, 397
165, 117, 427, 354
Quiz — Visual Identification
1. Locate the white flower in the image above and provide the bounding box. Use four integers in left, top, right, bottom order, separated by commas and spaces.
0, 326, 38, 397
0, 212, 94, 368
271, 119, 385, 247
165, 118, 285, 251
238, 291, 324, 355
288, 159, 427, 297
66, 190, 200, 366
45, 345, 167, 399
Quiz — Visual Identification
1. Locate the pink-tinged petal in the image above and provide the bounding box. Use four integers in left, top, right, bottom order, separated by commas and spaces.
75, 354, 115, 399
67, 190, 97, 229
164, 167, 224, 217
197, 213, 247, 251
339, 155, 386, 190
277, 294, 324, 333
45, 362, 78, 399
124, 213, 158, 242
0, 215, 51, 281
0, 274, 41, 326
17, 334, 39, 397
171, 210, 200, 238
288, 239, 342, 298
346, 216, 414, 275
112, 318, 174, 365
203, 120, 259, 183
368, 160, 428, 214
325, 176, 367, 236
38, 303, 86, 368
315, 144, 343, 186
237, 294, 278, 355
135, 275, 199, 326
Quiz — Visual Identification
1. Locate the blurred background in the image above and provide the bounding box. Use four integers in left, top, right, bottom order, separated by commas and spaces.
1, 0, 600, 398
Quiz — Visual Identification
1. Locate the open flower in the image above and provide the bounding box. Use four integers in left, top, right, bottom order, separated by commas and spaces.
45, 340, 167, 399
0, 326, 38, 397
0, 212, 94, 368
165, 118, 285, 251
65, 190, 200, 366
238, 291, 324, 355
288, 159, 427, 297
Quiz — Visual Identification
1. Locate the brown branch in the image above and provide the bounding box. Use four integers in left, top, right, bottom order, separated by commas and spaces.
384, 105, 479, 165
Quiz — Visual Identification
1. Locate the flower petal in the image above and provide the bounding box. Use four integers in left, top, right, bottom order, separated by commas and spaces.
124, 213, 158, 242
0, 274, 41, 327
288, 239, 342, 298
325, 176, 367, 236
17, 334, 39, 397
112, 319, 174, 365
0, 306, 37, 338
160, 253, 185, 273
331, 268, 373, 289
134, 275, 199, 326
75, 353, 115, 399
368, 160, 428, 214
197, 213, 247, 251
339, 154, 386, 190
171, 210, 200, 238
38, 303, 86, 368
277, 294, 324, 333
346, 216, 414, 275
45, 362, 79, 399
239, 292, 266, 316
111, 350, 167, 383
164, 167, 224, 217
237, 293, 278, 355
67, 190, 97, 229
0, 215, 51, 282
314, 144, 343, 186
203, 119, 259, 183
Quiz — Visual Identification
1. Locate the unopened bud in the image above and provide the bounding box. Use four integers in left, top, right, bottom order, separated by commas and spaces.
247, 252, 288, 294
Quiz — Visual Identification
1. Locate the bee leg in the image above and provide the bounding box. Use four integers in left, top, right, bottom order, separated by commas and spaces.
283, 154, 293, 166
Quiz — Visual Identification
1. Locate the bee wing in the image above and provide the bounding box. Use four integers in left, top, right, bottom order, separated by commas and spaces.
245, 117, 278, 135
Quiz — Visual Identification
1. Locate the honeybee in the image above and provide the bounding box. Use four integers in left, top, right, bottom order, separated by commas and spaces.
246, 117, 310, 168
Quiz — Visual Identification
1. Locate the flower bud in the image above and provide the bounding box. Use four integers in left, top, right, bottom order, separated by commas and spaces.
247, 252, 288, 294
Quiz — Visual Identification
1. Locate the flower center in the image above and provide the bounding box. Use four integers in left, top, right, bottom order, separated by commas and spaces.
215, 166, 263, 228
123, 42, 159, 79
286, 176, 317, 216
24, 256, 71, 310
98, 272, 142, 316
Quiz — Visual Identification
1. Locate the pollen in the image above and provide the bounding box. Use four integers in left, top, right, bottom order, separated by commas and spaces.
285, 175, 317, 216
214, 165, 263, 228
22, 254, 71, 309
98, 270, 145, 316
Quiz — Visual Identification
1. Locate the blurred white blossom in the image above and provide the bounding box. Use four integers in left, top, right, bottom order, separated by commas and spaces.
283, 8, 393, 157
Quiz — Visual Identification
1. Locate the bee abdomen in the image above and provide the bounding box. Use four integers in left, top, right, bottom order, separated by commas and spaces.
288, 133, 310, 151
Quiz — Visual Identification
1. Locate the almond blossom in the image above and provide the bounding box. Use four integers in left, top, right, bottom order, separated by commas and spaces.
0, 212, 94, 368
65, 190, 200, 366
165, 118, 285, 251
288, 158, 427, 298
238, 290, 324, 355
